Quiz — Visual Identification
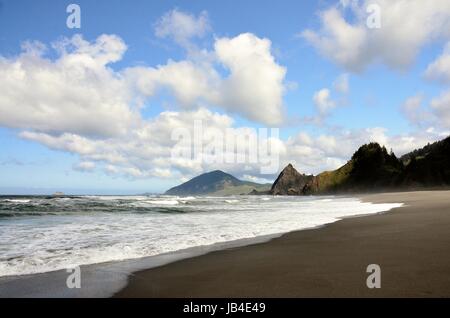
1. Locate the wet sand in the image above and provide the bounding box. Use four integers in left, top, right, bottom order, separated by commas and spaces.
115, 191, 450, 297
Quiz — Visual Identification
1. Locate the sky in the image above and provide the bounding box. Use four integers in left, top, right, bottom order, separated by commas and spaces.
0, 0, 449, 194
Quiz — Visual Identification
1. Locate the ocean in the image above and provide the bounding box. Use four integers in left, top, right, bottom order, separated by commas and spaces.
0, 195, 403, 278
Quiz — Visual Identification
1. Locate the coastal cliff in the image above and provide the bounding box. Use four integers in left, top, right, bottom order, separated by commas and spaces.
273, 136, 450, 195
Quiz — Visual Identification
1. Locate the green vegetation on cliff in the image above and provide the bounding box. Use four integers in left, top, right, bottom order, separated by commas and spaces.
304, 143, 403, 194
401, 136, 450, 187
303, 161, 353, 194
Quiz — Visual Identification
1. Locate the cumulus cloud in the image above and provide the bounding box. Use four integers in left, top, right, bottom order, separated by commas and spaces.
333, 73, 349, 93
154, 9, 210, 47
401, 91, 450, 130
214, 33, 286, 125
73, 161, 96, 172
301, 0, 450, 71
425, 42, 450, 83
17, 107, 282, 180
152, 11, 288, 124
20, 131, 100, 156
430, 91, 450, 129
313, 88, 336, 115
1, 28, 287, 137
125, 60, 220, 108
401, 94, 428, 127
0, 34, 139, 137
302, 7, 367, 71
241, 175, 273, 184
310, 74, 350, 121
129, 32, 287, 125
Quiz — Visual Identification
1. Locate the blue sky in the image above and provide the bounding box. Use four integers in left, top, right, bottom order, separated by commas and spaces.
0, 0, 449, 194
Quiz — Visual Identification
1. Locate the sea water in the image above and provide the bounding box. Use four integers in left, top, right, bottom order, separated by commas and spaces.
0, 195, 403, 277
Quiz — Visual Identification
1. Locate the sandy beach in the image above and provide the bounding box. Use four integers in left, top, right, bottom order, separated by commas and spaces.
115, 191, 450, 297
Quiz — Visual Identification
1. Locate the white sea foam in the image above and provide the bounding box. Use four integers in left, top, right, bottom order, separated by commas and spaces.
179, 196, 196, 201
0, 195, 403, 277
2, 199, 31, 203
147, 200, 179, 205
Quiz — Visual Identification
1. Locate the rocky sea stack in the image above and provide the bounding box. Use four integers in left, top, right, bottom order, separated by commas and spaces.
270, 164, 313, 195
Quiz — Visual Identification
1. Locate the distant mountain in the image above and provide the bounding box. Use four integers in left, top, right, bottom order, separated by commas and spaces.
165, 170, 271, 196
270, 164, 313, 195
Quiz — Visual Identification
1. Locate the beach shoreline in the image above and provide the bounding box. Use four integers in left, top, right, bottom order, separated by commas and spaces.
114, 190, 450, 298
1, 190, 449, 298
0, 232, 291, 298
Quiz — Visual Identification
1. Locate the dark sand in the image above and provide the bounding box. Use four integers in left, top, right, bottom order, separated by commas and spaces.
115, 191, 450, 297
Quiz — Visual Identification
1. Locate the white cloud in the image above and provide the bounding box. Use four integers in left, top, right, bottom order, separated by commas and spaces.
302, 7, 367, 71
430, 90, 450, 129
313, 88, 336, 115
301, 0, 450, 71
214, 33, 286, 125
20, 131, 99, 156
74, 161, 96, 172
128, 32, 287, 125
425, 42, 450, 83
125, 60, 220, 107
18, 107, 251, 179
311, 74, 349, 120
1, 28, 287, 141
0, 34, 139, 137
154, 9, 210, 47
401, 94, 427, 126
401, 91, 450, 130
333, 73, 349, 93
241, 175, 272, 184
